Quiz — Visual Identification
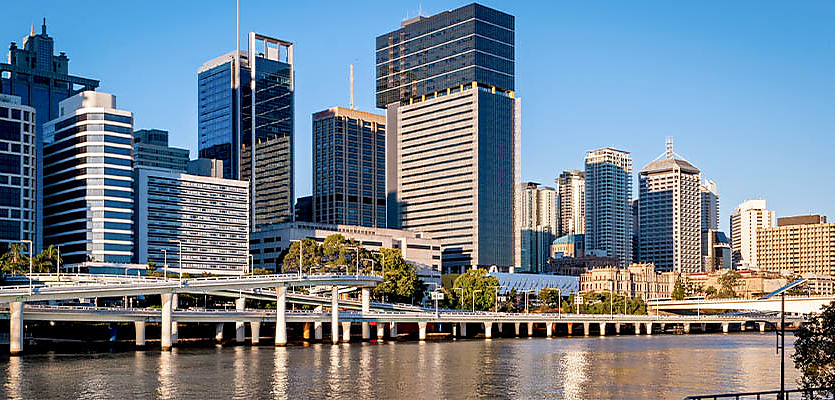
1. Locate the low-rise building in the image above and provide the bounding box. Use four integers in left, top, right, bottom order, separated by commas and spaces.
551, 234, 584, 259
580, 263, 677, 299
134, 165, 249, 275
802, 273, 835, 296
685, 269, 787, 299
545, 254, 618, 276
251, 221, 442, 282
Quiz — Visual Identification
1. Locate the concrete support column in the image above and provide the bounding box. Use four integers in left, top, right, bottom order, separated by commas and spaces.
758, 322, 766, 333
390, 322, 398, 339
722, 322, 729, 334
9, 302, 23, 356
171, 321, 178, 344
645, 323, 653, 335
172, 294, 178, 310
740, 322, 746, 332
215, 323, 224, 343
275, 286, 287, 346
599, 322, 606, 336
683, 323, 690, 334
361, 288, 371, 340
452, 324, 457, 337
161, 293, 173, 351
235, 297, 246, 343
418, 322, 427, 341
615, 323, 621, 335
251, 321, 261, 345
634, 322, 641, 335
135, 321, 146, 347
376, 323, 385, 341
700, 323, 706, 332
459, 322, 466, 338
514, 322, 521, 337
546, 322, 553, 337
497, 323, 503, 334
314, 322, 323, 340
331, 287, 339, 344
484, 322, 493, 339
583, 322, 590, 336
527, 322, 534, 337
341, 322, 351, 343
303, 322, 312, 340
660, 323, 666, 333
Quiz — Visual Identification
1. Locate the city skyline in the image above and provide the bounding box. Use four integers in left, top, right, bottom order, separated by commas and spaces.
2, 1, 833, 235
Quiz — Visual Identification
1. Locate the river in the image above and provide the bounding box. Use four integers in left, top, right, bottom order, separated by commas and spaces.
1, 333, 798, 399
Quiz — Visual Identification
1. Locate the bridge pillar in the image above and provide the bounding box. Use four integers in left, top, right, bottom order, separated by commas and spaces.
390, 322, 398, 339
171, 321, 178, 344
497, 323, 503, 334
514, 322, 520, 337
634, 322, 641, 335
645, 323, 653, 335
722, 322, 729, 334
302, 322, 311, 340
135, 321, 146, 347
546, 322, 553, 337
452, 324, 457, 337
599, 322, 606, 336
341, 322, 351, 343
583, 322, 590, 336
700, 323, 707, 332
483, 322, 493, 339
235, 297, 246, 343
566, 322, 572, 336
740, 322, 746, 332
9, 302, 23, 355
275, 286, 287, 346
314, 322, 323, 340
459, 323, 467, 338
215, 323, 224, 343
527, 322, 534, 337
361, 288, 371, 341
251, 321, 261, 345
683, 323, 690, 334
418, 322, 428, 341
161, 293, 173, 351
615, 323, 621, 335
376, 323, 385, 341
659, 323, 665, 333
172, 293, 178, 309
759, 322, 766, 333
331, 287, 340, 344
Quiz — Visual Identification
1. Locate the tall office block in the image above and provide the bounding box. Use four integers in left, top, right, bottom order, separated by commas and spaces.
556, 170, 585, 236
378, 4, 518, 273
514, 182, 557, 273
42, 92, 133, 264
638, 141, 701, 273
0, 95, 36, 252
198, 33, 294, 229
135, 166, 249, 275
730, 199, 775, 268
700, 180, 719, 269
312, 107, 386, 227
584, 148, 632, 267
757, 218, 835, 276
133, 129, 189, 171
1, 21, 99, 250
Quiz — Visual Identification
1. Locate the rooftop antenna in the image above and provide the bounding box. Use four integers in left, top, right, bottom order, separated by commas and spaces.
42, 18, 47, 35
665, 136, 673, 160
350, 64, 354, 110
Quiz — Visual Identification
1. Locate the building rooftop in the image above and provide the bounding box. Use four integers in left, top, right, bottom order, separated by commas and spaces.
640, 158, 700, 175
488, 272, 579, 295
553, 234, 584, 245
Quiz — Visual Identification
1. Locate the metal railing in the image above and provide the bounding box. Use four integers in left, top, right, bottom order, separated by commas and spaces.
684, 387, 834, 400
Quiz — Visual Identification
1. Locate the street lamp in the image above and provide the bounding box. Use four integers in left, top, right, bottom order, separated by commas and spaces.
177, 241, 183, 282
361, 258, 378, 275
289, 239, 303, 277
20, 240, 32, 294
491, 286, 504, 312
524, 289, 536, 313
162, 249, 168, 281
472, 289, 482, 312
56, 246, 61, 280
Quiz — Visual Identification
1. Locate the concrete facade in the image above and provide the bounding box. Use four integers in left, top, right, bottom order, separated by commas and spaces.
584, 148, 633, 267
133, 129, 189, 172
556, 170, 585, 236
515, 182, 557, 273
757, 221, 835, 276
730, 200, 775, 269
580, 263, 677, 299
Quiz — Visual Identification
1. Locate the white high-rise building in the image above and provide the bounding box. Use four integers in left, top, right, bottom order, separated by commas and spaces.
585, 148, 633, 267
514, 182, 557, 273
556, 170, 585, 236
638, 140, 701, 273
730, 199, 775, 269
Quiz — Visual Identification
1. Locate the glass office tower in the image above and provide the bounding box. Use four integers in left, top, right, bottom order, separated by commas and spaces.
584, 148, 633, 267
0, 95, 36, 253
1, 20, 99, 250
198, 33, 294, 229
378, 4, 518, 273
42, 92, 134, 264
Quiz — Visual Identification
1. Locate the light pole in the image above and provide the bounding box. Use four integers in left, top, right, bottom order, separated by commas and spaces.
427, 282, 441, 316
524, 289, 535, 313
352, 247, 360, 277
177, 241, 183, 282
557, 288, 562, 319
491, 286, 503, 312
472, 289, 482, 312
610, 281, 614, 318
289, 239, 303, 277
56, 246, 61, 280
162, 249, 168, 281
20, 240, 32, 294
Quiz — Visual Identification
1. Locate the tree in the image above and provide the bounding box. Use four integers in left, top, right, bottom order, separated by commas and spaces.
321, 234, 353, 270
672, 278, 686, 300
32, 245, 60, 273
538, 288, 562, 311
281, 238, 321, 273
449, 269, 498, 311
372, 248, 426, 304
717, 270, 742, 298
704, 286, 717, 298
793, 300, 835, 395
0, 243, 29, 274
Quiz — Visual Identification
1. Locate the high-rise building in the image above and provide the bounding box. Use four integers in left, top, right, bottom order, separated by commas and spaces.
584, 148, 632, 267
757, 218, 835, 276
134, 166, 249, 275
700, 180, 719, 269
198, 33, 294, 229
729, 199, 775, 268
133, 129, 189, 171
1, 20, 99, 250
638, 141, 701, 273
556, 170, 585, 236
514, 182, 556, 273
378, 4, 518, 273
294, 195, 312, 223
0, 95, 36, 252
312, 107, 386, 227
42, 92, 134, 264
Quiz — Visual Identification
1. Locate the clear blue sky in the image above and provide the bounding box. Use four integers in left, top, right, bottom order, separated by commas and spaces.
4, 1, 834, 233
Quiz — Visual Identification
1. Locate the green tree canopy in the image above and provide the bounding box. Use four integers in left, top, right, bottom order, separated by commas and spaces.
793, 300, 835, 393
672, 278, 686, 300
449, 269, 499, 311
371, 248, 426, 304
717, 270, 742, 298
281, 238, 322, 273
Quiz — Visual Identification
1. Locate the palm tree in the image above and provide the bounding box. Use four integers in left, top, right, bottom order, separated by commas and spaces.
35, 245, 60, 273
0, 243, 28, 274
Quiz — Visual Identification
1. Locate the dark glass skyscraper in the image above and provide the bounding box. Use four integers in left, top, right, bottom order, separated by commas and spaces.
198, 33, 294, 228
378, 4, 519, 273
1, 20, 99, 250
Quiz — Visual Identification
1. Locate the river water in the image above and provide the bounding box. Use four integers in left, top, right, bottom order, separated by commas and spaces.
1, 333, 798, 399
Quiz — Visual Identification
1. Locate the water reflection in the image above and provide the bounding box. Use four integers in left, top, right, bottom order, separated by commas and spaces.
4, 356, 22, 400
157, 350, 175, 399
271, 347, 289, 398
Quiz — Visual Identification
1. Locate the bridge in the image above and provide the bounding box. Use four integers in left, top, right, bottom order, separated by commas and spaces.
648, 296, 835, 314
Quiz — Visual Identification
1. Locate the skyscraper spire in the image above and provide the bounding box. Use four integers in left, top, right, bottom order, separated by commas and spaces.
42, 17, 47, 35
665, 136, 673, 159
